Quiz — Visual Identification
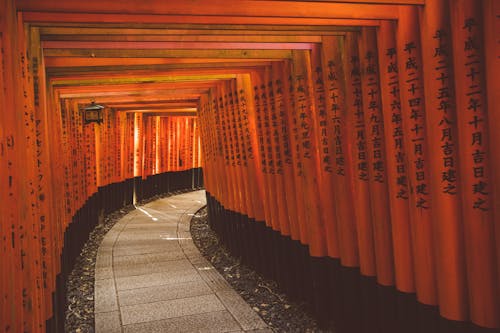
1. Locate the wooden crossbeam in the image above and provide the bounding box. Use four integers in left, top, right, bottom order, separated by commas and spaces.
38, 26, 361, 36
43, 48, 292, 59
41, 41, 316, 50
16, 0, 409, 19
44, 58, 275, 68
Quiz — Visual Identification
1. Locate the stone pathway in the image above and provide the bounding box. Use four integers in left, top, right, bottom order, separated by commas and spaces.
94, 190, 270, 333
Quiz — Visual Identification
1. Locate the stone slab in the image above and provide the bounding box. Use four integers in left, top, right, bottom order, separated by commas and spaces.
120, 294, 225, 325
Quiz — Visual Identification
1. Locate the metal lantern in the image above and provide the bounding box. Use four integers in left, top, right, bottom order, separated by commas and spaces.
83, 101, 104, 124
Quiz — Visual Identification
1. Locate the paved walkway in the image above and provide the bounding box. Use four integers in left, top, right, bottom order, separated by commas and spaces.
94, 190, 270, 333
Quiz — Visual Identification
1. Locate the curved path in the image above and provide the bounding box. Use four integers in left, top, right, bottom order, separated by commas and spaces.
94, 190, 269, 333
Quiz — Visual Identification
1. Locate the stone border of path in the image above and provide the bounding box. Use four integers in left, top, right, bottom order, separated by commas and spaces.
94, 190, 270, 333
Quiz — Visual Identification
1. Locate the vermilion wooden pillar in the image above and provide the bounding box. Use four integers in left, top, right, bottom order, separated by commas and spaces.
310, 44, 340, 258
291, 50, 327, 257
376, 20, 415, 294
237, 74, 267, 223
271, 63, 300, 239
261, 67, 283, 232
251, 72, 275, 229
358, 26, 394, 286
281, 60, 308, 242
343, 32, 375, 275
321, 36, 358, 266
483, 0, 500, 312
268, 65, 292, 236
449, 0, 500, 328
397, 5, 437, 306
419, 0, 468, 321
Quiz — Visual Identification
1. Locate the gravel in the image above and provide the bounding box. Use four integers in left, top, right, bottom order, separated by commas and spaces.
64, 206, 134, 333
190, 206, 326, 332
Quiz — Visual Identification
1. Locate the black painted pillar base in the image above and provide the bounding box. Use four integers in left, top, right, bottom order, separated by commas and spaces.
204, 192, 499, 333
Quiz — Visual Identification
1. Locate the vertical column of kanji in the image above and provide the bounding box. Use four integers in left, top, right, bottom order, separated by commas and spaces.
94, 107, 102, 189
125, 114, 134, 180
113, 111, 122, 183
291, 50, 327, 257
104, 108, 112, 186
190, 118, 195, 170
450, 0, 499, 328
175, 117, 182, 171
419, 0, 468, 321
154, 116, 160, 174
153, 116, 159, 174
165, 117, 172, 173
185, 117, 192, 171
178, 117, 184, 172
266, 67, 290, 235
0, 2, 25, 329
359, 27, 395, 286
111, 110, 118, 183
309, 43, 339, 258
229, 80, 251, 218
28, 26, 53, 326
251, 72, 274, 227
142, 116, 150, 178
223, 83, 240, 214
60, 100, 73, 232
207, 92, 222, 200
483, 0, 500, 300
343, 33, 376, 276
0, 31, 7, 329
182, 116, 188, 172
376, 21, 414, 293
84, 113, 97, 197
321, 36, 358, 266
283, 60, 308, 245
189, 117, 195, 171
75, 101, 86, 209
397, 6, 437, 306
210, 90, 224, 199
184, 117, 193, 170
118, 112, 127, 182
219, 85, 234, 210
17, 15, 43, 331
260, 68, 281, 231
48, 92, 64, 280
271, 63, 299, 239
237, 74, 267, 224
160, 117, 167, 174
142, 115, 149, 178
183, 117, 189, 172
133, 113, 142, 179
198, 97, 211, 191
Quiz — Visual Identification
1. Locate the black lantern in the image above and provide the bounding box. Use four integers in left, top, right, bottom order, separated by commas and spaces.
83, 101, 104, 124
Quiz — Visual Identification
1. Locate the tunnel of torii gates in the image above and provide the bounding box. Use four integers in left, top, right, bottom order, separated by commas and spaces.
0, 0, 499, 332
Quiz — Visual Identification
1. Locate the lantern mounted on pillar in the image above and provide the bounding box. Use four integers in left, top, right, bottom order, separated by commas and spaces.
83, 101, 105, 124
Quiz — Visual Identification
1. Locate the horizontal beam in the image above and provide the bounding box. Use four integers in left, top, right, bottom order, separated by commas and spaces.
139, 112, 198, 117
41, 41, 315, 50
44, 57, 275, 68
17, 0, 405, 19
38, 26, 361, 36
43, 48, 292, 59
57, 89, 208, 98
50, 74, 237, 86
24, 12, 381, 26
41, 34, 327, 43
118, 108, 197, 113
47, 66, 267, 80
